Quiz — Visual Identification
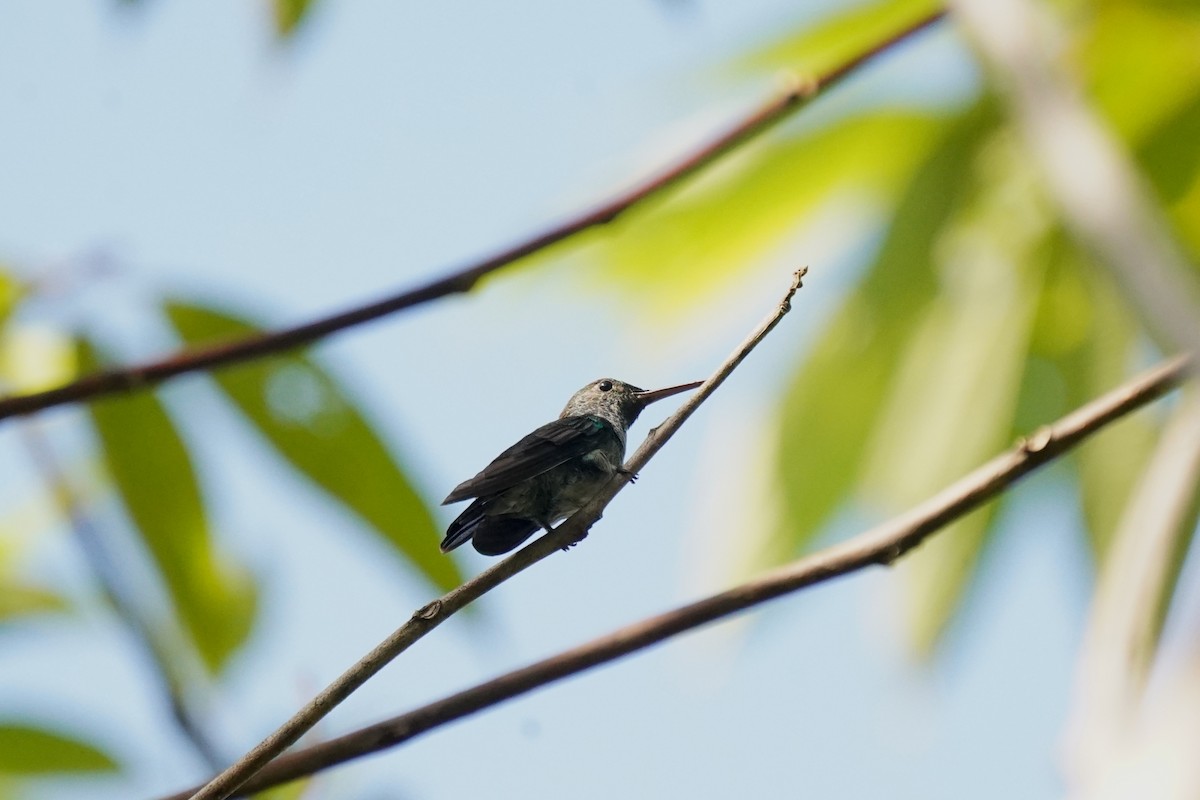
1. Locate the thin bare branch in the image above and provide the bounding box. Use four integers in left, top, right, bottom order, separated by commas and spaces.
178, 269, 806, 800
160, 352, 1192, 799
0, 11, 943, 424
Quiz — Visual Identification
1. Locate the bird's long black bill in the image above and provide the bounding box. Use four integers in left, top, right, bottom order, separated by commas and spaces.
634, 380, 703, 405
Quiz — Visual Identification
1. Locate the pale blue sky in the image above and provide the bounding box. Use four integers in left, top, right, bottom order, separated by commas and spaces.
0, 3, 1085, 798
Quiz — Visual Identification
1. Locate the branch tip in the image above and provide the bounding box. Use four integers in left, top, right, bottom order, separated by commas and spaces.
780, 266, 806, 312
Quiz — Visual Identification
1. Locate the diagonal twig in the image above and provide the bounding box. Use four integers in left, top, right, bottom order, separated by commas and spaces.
0, 10, 943, 424
177, 269, 806, 800
161, 352, 1191, 798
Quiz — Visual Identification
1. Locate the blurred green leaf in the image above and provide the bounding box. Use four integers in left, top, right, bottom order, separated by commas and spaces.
772, 105, 1065, 653
1170, 163, 1200, 263
589, 110, 944, 313
1138, 90, 1200, 204
0, 579, 68, 622
0, 724, 117, 775
736, 0, 942, 77
0, 475, 68, 627
899, 510, 996, 654
272, 0, 317, 38
1140, 399, 1200, 665
80, 339, 257, 673
767, 101, 997, 568
1034, 249, 1159, 559
1075, 2, 1200, 261
1135, 87, 1200, 263
0, 325, 79, 395
1076, 2, 1200, 144
252, 777, 313, 800
865, 172, 1050, 653
0, 270, 24, 325
1068, 0, 1200, 287
163, 301, 463, 594
864, 222, 1047, 653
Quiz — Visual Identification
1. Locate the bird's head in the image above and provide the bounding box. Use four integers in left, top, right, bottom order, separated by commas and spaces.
559, 378, 702, 430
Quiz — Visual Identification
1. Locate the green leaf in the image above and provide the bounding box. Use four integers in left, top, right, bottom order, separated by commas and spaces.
867, 256, 1045, 653
1135, 87, 1200, 264
897, 509, 996, 654
766, 101, 997, 567
735, 0, 943, 77
773, 104, 1054, 653
1075, 2, 1200, 144
859, 123, 1056, 654
272, 0, 317, 38
1078, 3, 1200, 264
1138, 89, 1200, 204
0, 269, 24, 326
1032, 248, 1160, 559
162, 301, 463, 594
0, 579, 68, 622
0, 724, 117, 775
80, 339, 257, 673
864, 247, 1046, 654
588, 110, 944, 314
1132, 399, 1200, 668
252, 777, 313, 800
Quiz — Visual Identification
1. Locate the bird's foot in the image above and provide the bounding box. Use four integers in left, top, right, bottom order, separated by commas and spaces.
618, 468, 639, 484
540, 520, 574, 553
561, 530, 590, 552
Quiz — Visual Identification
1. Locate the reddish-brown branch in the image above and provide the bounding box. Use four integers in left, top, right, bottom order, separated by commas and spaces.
0, 9, 944, 423
159, 353, 1191, 799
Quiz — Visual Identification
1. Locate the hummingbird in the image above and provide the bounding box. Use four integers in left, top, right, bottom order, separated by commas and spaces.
441, 378, 703, 556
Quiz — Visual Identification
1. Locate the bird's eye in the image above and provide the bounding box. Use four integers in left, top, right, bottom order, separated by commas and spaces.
598, 380, 613, 392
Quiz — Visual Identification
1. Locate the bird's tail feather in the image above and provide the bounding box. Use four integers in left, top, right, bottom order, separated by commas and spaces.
472, 517, 541, 556
441, 502, 541, 555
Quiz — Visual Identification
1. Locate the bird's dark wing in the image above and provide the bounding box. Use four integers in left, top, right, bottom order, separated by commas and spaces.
442, 415, 617, 504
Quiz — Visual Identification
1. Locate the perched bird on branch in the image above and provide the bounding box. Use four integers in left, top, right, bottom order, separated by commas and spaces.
442, 378, 701, 555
